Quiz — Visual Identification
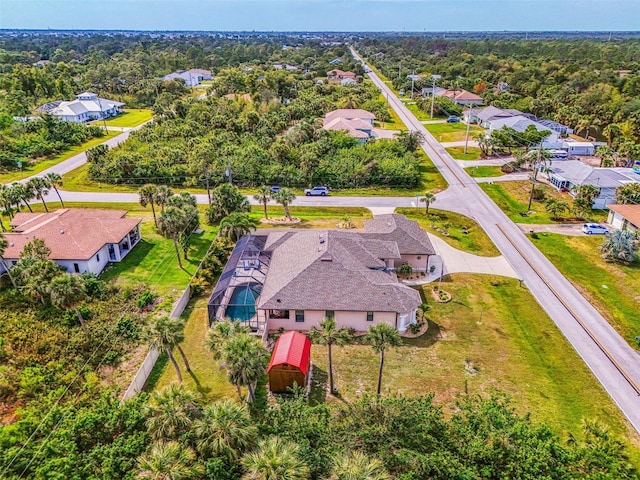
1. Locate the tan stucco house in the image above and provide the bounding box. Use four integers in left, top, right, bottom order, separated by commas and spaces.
207, 214, 435, 335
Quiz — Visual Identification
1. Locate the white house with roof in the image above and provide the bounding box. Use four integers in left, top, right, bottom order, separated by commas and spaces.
43, 92, 124, 123
0, 209, 141, 276
162, 69, 212, 86
547, 160, 640, 208
488, 115, 560, 149
322, 109, 376, 142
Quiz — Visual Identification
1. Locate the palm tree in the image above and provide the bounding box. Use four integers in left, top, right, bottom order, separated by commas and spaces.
139, 184, 160, 227
572, 184, 600, 208
0, 233, 17, 288
193, 400, 257, 460
364, 323, 402, 396
615, 183, 640, 205
600, 230, 638, 263
0, 184, 16, 223
49, 273, 88, 331
158, 206, 191, 269
205, 319, 250, 360
219, 213, 259, 242
308, 317, 352, 396
273, 188, 296, 222
221, 332, 268, 402
544, 198, 569, 220
145, 384, 199, 441
253, 186, 272, 220
45, 173, 65, 208
156, 185, 174, 213
419, 191, 436, 216
10, 182, 33, 212
330, 451, 390, 480
147, 316, 191, 383
241, 436, 310, 480
137, 441, 203, 480
26, 177, 50, 212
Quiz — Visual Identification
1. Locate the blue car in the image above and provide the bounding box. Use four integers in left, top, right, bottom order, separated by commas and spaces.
446, 116, 460, 123
270, 186, 281, 194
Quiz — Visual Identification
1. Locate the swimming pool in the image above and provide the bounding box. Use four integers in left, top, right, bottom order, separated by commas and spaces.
224, 283, 261, 322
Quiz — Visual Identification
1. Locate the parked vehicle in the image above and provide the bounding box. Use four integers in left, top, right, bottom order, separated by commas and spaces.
550, 149, 568, 159
304, 186, 329, 196
270, 186, 281, 194
582, 223, 609, 235
446, 116, 460, 123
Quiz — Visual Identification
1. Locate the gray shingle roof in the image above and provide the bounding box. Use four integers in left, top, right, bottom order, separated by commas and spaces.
363, 214, 435, 255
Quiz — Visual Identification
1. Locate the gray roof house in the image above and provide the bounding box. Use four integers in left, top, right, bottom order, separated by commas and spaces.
208, 214, 436, 335
162, 69, 212, 87
488, 115, 561, 149
43, 92, 124, 123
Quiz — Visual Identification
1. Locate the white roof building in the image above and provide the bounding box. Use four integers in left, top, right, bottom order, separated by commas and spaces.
162, 69, 213, 86
45, 92, 125, 123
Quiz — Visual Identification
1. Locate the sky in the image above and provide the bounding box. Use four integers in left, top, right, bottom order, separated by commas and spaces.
1, 0, 639, 32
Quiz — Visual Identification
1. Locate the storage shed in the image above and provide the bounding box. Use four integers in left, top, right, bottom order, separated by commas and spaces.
267, 331, 311, 393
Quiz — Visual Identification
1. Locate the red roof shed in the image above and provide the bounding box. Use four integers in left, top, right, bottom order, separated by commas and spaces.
267, 331, 312, 393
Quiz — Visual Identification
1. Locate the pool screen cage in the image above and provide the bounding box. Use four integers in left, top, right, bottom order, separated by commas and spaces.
207, 235, 270, 332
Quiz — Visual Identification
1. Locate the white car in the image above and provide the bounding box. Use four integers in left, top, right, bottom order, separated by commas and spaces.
304, 186, 329, 196
582, 223, 609, 235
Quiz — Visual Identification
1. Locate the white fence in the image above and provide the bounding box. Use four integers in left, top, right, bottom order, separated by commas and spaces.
121, 285, 191, 401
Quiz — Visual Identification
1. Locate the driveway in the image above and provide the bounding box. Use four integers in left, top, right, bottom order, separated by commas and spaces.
518, 223, 587, 236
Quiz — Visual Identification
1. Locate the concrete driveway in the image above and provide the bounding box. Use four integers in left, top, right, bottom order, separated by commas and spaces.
518, 223, 590, 236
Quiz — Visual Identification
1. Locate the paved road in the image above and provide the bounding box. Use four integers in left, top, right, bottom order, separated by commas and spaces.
354, 48, 640, 433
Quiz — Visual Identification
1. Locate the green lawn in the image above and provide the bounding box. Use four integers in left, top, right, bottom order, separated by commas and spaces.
405, 102, 435, 121
313, 274, 640, 448
91, 109, 152, 128
480, 181, 607, 224
250, 206, 372, 228
425, 122, 484, 143
396, 207, 500, 256
530, 233, 640, 343
0, 131, 120, 184
446, 146, 482, 160
467, 166, 505, 178
374, 94, 408, 131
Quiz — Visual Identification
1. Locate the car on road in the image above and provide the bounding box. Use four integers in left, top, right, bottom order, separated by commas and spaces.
582, 223, 610, 235
446, 116, 461, 123
270, 186, 281, 194
304, 186, 329, 196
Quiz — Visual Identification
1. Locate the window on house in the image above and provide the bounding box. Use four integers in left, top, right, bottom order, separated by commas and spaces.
73, 263, 80, 273
96, 254, 100, 262
295, 310, 305, 323
326, 310, 335, 320
366, 311, 374, 322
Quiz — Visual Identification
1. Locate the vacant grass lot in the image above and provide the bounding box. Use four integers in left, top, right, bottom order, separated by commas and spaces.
530, 233, 640, 342
91, 109, 153, 128
0, 131, 120, 184
250, 205, 372, 228
466, 165, 505, 178
312, 274, 639, 446
445, 146, 482, 160
396, 207, 500, 256
425, 122, 484, 142
480, 181, 608, 224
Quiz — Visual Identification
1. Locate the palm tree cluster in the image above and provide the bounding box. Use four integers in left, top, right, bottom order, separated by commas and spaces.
0, 173, 64, 231
147, 316, 191, 383
253, 185, 297, 222
616, 183, 640, 205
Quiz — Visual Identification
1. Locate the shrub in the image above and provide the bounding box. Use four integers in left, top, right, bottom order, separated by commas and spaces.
136, 289, 157, 309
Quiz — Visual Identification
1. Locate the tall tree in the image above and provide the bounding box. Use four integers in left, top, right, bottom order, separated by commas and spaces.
615, 183, 640, 205
420, 191, 436, 216
207, 183, 251, 225
50, 273, 88, 331
219, 213, 258, 242
572, 184, 600, 209
139, 184, 160, 228
241, 436, 310, 480
205, 319, 250, 360
221, 332, 268, 402
45, 172, 65, 208
145, 384, 199, 441
273, 188, 296, 222
364, 323, 402, 396
137, 441, 203, 480
147, 316, 191, 382
193, 400, 257, 461
158, 206, 192, 269
0, 233, 17, 288
156, 185, 174, 214
308, 317, 352, 396
10, 182, 34, 212
253, 186, 272, 220
26, 177, 50, 212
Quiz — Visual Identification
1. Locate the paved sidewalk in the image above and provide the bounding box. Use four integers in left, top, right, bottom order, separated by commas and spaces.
441, 140, 479, 148
421, 119, 446, 124
475, 173, 530, 183
458, 157, 514, 167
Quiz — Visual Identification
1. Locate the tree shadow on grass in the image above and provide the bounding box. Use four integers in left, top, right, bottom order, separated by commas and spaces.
142, 351, 169, 392
404, 318, 444, 348
308, 365, 328, 406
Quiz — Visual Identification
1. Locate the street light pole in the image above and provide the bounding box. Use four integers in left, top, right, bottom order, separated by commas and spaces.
430, 76, 436, 119
464, 103, 473, 154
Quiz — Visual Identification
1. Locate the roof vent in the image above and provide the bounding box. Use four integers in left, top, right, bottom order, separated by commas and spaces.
321, 253, 333, 262
60, 229, 64, 234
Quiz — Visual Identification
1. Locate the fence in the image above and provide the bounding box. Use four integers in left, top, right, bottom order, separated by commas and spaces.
121, 285, 191, 401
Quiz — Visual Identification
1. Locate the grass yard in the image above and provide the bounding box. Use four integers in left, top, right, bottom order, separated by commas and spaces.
312, 274, 640, 448
249, 206, 372, 228
530, 233, 640, 342
425, 122, 484, 143
446, 146, 482, 160
480, 181, 607, 224
91, 109, 153, 128
405, 102, 434, 121
0, 131, 120, 184
374, 94, 408, 131
145, 296, 238, 401
396, 207, 500, 256
466, 165, 505, 178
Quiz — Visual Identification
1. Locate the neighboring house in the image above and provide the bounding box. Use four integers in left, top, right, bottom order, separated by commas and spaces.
323, 109, 376, 141
327, 69, 356, 83
607, 204, 640, 233
435, 88, 483, 106
41, 92, 124, 123
272, 64, 298, 71
464, 106, 524, 126
340, 78, 358, 86
487, 115, 560, 149
561, 140, 596, 156
207, 214, 437, 335
0, 209, 141, 276
494, 81, 510, 94
329, 58, 342, 65
547, 160, 640, 208
267, 331, 311, 393
162, 68, 213, 86
538, 119, 574, 136
33, 60, 51, 67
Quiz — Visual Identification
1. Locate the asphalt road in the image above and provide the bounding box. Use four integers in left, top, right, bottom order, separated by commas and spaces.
353, 48, 640, 433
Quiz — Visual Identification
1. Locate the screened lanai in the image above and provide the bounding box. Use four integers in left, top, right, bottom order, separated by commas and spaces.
207, 235, 270, 333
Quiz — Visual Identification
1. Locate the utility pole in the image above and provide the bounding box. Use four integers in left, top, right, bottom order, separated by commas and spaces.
527, 142, 543, 211
430, 76, 436, 119
411, 70, 415, 100
463, 103, 473, 154
398, 63, 401, 81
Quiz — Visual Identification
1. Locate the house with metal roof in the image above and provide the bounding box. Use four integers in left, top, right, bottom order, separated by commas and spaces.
207, 214, 435, 335
267, 331, 311, 393
162, 68, 212, 86
41, 92, 124, 123
0, 209, 141, 275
